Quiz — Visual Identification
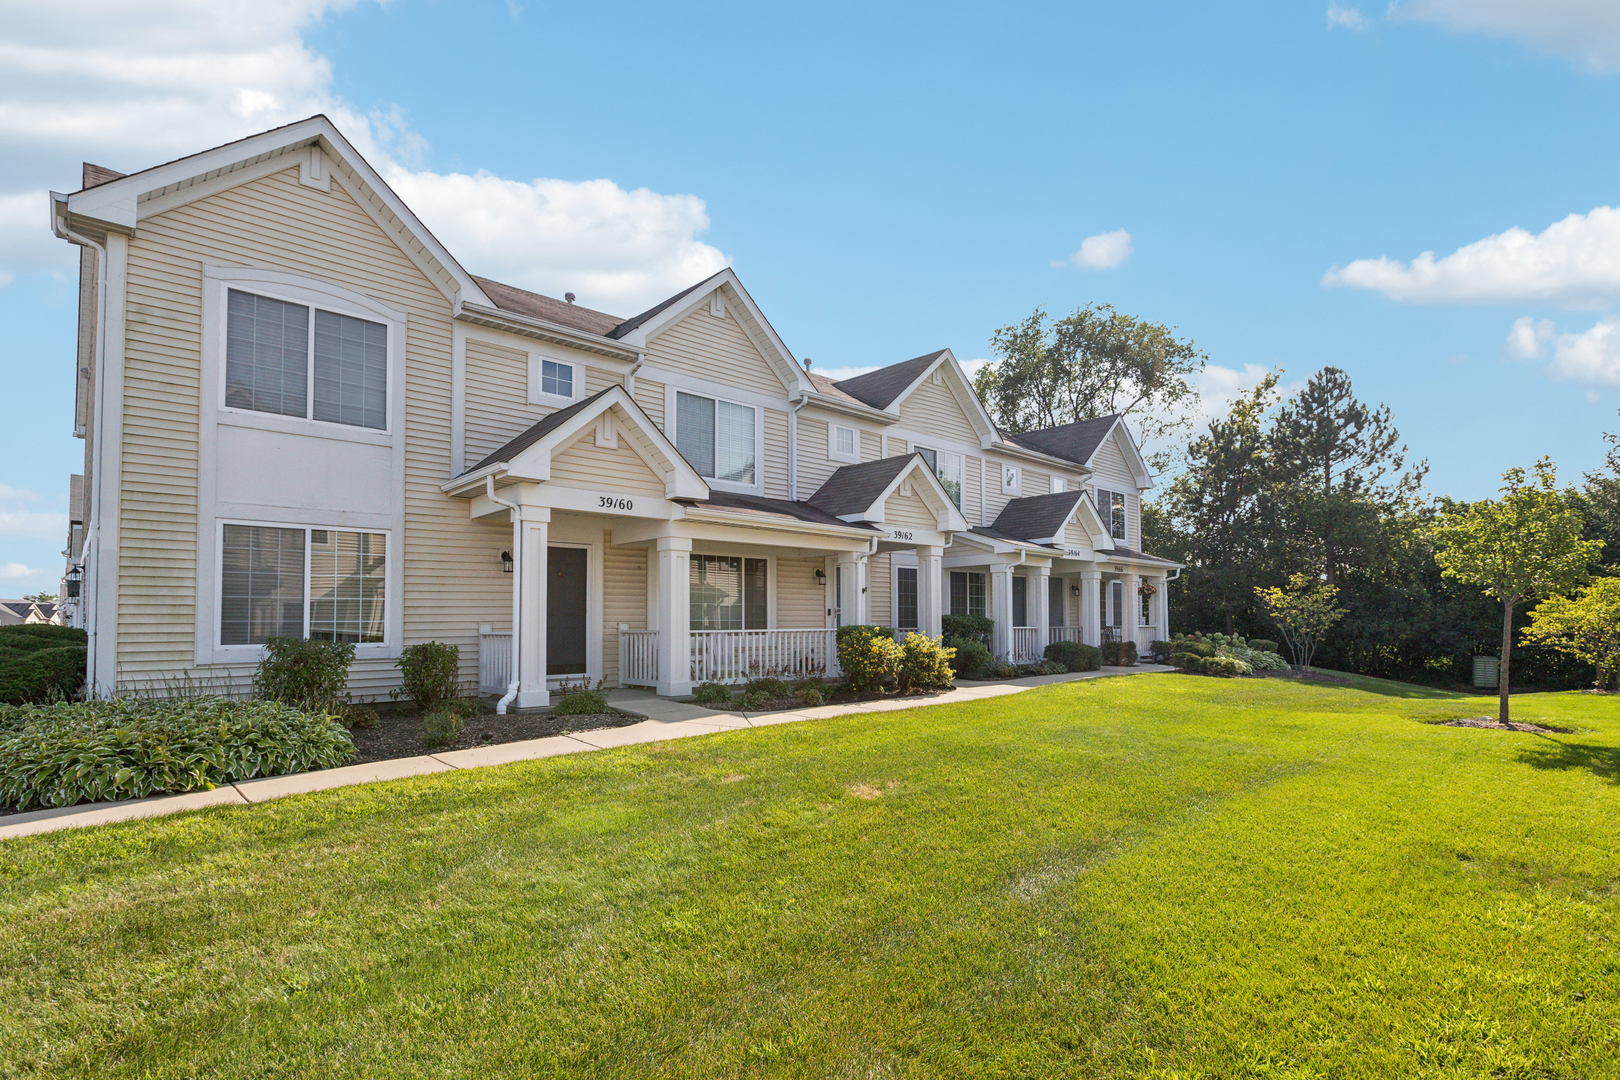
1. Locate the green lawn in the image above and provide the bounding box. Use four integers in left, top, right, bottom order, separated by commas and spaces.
2, 674, 1617, 1078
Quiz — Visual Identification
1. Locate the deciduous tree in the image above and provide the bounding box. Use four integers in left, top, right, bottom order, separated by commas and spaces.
1254, 573, 1346, 675
1523, 577, 1620, 691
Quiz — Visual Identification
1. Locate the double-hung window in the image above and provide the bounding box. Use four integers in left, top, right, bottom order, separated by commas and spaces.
675, 391, 756, 486
830, 423, 859, 463
220, 524, 386, 645
225, 289, 387, 430
690, 555, 767, 630
541, 359, 573, 398
913, 445, 964, 509
949, 571, 986, 618
1097, 489, 1127, 542
896, 566, 919, 630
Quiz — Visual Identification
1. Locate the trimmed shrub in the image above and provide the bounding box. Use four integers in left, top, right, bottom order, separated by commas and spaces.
837, 626, 901, 693
1148, 640, 1173, 664
0, 644, 87, 706
1172, 637, 1217, 659
985, 660, 1021, 680
553, 688, 611, 715
1038, 660, 1067, 676
947, 639, 992, 679
1071, 644, 1103, 672
739, 691, 770, 710
0, 697, 352, 811
1102, 641, 1138, 666
342, 704, 380, 730
1172, 652, 1204, 673
790, 678, 826, 695
795, 687, 823, 707
743, 677, 790, 701
0, 624, 86, 656
422, 703, 464, 748
396, 641, 460, 712
940, 614, 993, 650
692, 682, 733, 705
254, 637, 354, 713
1044, 640, 1089, 671
1202, 656, 1252, 678
896, 634, 955, 693
1249, 639, 1280, 655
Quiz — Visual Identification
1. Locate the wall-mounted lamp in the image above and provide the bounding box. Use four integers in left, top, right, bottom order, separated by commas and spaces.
814, 568, 827, 584
500, 550, 514, 574
65, 563, 83, 598
1070, 583, 1080, 596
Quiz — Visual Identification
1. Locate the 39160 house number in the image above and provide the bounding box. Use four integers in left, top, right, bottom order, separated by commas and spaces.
597, 495, 634, 511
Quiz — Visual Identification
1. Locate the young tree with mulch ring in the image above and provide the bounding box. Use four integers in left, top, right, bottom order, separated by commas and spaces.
1434, 458, 1600, 724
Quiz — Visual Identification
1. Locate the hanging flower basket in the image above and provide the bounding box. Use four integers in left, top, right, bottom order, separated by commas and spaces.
1137, 581, 1158, 598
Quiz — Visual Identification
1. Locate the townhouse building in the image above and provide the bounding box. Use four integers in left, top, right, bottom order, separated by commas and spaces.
50, 116, 1179, 707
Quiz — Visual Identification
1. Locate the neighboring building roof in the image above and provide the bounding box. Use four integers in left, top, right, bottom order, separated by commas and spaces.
988, 490, 1088, 542
686, 491, 877, 531
1002, 415, 1120, 467
804, 455, 919, 517
804, 370, 866, 407
81, 163, 125, 190
469, 275, 623, 337
464, 388, 614, 474
830, 351, 947, 410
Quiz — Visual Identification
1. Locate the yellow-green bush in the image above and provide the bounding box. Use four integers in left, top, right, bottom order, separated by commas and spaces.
897, 634, 956, 693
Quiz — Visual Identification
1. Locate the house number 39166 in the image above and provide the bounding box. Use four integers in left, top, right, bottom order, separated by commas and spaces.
598, 496, 634, 511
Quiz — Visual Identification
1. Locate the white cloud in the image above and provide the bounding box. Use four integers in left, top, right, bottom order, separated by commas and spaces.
1328, 6, 1368, 31
1323, 205, 1620, 307
1392, 0, 1620, 73
1057, 229, 1134, 270
0, 562, 53, 591
1504, 315, 1620, 390
0, 483, 65, 543
0, 0, 728, 313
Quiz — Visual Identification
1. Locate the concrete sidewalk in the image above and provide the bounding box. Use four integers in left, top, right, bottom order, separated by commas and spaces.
0, 665, 1172, 841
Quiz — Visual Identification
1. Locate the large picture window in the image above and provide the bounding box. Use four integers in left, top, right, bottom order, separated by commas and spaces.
226, 289, 387, 430
1098, 489, 1127, 541
221, 524, 386, 645
675, 391, 756, 485
896, 566, 918, 630
914, 445, 963, 509
949, 571, 986, 618
690, 554, 767, 631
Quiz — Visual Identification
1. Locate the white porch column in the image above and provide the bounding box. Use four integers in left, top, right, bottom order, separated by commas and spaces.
655, 536, 693, 696
1153, 575, 1170, 642
1124, 571, 1141, 652
917, 545, 943, 638
990, 563, 1014, 659
1031, 563, 1050, 658
515, 507, 550, 709
836, 552, 867, 625
1080, 570, 1102, 648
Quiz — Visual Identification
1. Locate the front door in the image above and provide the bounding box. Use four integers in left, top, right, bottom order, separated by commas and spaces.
547, 546, 587, 676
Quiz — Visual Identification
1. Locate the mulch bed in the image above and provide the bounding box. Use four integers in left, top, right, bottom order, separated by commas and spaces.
347, 708, 639, 765
1428, 716, 1573, 735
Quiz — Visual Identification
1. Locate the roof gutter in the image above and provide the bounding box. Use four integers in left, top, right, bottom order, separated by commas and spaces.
456, 302, 640, 360
680, 507, 877, 541
989, 438, 1095, 474
801, 391, 895, 424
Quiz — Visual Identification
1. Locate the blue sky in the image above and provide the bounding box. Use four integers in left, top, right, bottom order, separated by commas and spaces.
4, 0, 1620, 593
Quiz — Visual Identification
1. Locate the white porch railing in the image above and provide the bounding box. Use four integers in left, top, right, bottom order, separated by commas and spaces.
1136, 625, 1160, 654
479, 630, 513, 695
619, 626, 659, 687
690, 628, 838, 684
1009, 627, 1042, 664
1048, 626, 1084, 645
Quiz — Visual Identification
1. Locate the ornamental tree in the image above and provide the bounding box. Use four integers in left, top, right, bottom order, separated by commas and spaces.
1254, 573, 1346, 675
1523, 576, 1620, 691
1434, 458, 1600, 723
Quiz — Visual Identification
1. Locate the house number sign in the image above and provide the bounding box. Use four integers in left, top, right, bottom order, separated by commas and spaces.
890, 529, 915, 541
597, 495, 635, 511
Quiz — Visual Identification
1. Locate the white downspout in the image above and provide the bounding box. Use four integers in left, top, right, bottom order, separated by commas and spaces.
59, 214, 109, 693
625, 352, 645, 397
788, 389, 809, 501
486, 476, 522, 714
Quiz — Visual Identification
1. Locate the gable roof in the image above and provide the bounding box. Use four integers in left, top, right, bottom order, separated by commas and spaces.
606, 270, 727, 340
804, 455, 917, 518
988, 490, 1089, 543
684, 491, 878, 531
1003, 415, 1120, 466
831, 351, 947, 410
470, 275, 623, 337
464, 389, 613, 475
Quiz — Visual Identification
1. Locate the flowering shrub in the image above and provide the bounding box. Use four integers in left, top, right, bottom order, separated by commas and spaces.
837, 626, 902, 693
896, 634, 955, 693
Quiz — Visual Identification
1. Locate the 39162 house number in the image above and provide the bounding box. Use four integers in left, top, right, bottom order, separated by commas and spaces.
597, 495, 634, 511
891, 529, 914, 541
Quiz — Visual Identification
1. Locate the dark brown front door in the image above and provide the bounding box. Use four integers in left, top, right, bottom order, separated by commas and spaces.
547, 547, 587, 676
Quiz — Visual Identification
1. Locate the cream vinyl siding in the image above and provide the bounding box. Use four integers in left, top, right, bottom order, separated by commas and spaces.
860, 429, 880, 462
586, 366, 620, 395
797, 412, 835, 494
776, 557, 825, 628
984, 459, 1015, 524
1066, 513, 1094, 550
549, 430, 668, 497
764, 408, 789, 499
1089, 431, 1141, 548
1023, 469, 1051, 497
965, 456, 982, 526
897, 377, 977, 445
633, 376, 665, 431
868, 551, 891, 627
648, 306, 788, 398
602, 539, 648, 687
883, 488, 937, 530
885, 435, 906, 458
463, 338, 532, 468
119, 165, 477, 695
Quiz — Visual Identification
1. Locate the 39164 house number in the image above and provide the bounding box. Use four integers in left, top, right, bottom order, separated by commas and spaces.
597, 496, 634, 511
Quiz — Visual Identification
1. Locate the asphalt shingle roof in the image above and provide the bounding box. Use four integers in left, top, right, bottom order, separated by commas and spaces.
470, 276, 625, 337
605, 270, 729, 340
1002, 415, 1120, 466
463, 389, 614, 474
804, 454, 920, 518
685, 491, 876, 531
988, 490, 1087, 542
830, 351, 946, 409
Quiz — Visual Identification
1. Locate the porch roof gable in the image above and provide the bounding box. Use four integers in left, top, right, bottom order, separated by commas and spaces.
805, 453, 971, 531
